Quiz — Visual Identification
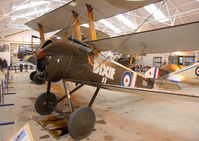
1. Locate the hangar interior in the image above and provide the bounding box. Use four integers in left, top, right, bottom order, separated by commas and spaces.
0, 0, 199, 141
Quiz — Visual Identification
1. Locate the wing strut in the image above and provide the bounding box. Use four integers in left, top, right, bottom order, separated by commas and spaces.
88, 87, 100, 107
86, 4, 97, 41
72, 11, 82, 41
38, 24, 45, 43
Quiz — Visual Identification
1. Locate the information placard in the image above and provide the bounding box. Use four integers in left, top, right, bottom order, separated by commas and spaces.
9, 123, 34, 141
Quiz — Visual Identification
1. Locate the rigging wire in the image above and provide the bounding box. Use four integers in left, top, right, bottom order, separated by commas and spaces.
114, 1, 167, 54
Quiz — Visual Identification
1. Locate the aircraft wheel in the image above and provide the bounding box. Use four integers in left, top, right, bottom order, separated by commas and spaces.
68, 107, 96, 140
35, 92, 57, 115
30, 71, 36, 81
33, 74, 45, 85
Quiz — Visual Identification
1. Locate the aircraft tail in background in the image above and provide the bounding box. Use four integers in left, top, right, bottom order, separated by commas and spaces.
145, 67, 169, 79
145, 63, 199, 83
165, 63, 199, 82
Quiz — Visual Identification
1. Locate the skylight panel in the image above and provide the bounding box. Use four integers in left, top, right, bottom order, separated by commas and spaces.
144, 4, 169, 23
116, 14, 137, 29
12, 9, 50, 20
13, 1, 50, 11
24, 9, 50, 17
99, 19, 121, 34
81, 24, 89, 28
49, 0, 69, 4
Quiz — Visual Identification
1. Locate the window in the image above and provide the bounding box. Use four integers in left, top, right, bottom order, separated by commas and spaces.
153, 57, 162, 67
178, 56, 183, 65
171, 56, 177, 64
183, 56, 195, 66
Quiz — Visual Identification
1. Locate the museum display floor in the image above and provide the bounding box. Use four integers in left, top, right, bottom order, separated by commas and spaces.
1, 71, 199, 141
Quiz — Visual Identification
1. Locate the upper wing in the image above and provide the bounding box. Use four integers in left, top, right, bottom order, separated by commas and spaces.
25, 0, 161, 33
87, 21, 199, 54
55, 26, 109, 41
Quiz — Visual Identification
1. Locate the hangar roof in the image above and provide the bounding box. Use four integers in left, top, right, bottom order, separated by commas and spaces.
0, 0, 199, 39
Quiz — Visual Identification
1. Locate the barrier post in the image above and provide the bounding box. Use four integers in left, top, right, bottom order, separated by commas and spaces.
0, 79, 14, 107
25, 64, 28, 72
0, 72, 15, 126
14, 65, 16, 73
0, 84, 2, 104
3, 68, 16, 95
2, 80, 4, 105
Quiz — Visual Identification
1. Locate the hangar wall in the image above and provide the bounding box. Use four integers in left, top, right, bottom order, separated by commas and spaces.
0, 30, 55, 66
141, 51, 199, 68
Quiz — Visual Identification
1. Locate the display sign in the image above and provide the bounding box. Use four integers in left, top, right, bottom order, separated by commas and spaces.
9, 123, 34, 141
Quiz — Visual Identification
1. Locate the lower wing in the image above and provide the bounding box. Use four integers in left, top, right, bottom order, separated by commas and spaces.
102, 84, 199, 99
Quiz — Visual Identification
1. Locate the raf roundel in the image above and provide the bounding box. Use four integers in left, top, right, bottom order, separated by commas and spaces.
195, 67, 199, 76
121, 71, 132, 87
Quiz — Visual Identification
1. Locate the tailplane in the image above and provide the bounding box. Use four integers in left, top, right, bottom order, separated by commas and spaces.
165, 63, 199, 82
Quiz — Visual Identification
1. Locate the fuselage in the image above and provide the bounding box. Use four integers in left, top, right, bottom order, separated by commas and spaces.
37, 38, 153, 89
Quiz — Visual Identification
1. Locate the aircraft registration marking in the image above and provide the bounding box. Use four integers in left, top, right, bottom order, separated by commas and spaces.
93, 60, 116, 83
142, 80, 148, 87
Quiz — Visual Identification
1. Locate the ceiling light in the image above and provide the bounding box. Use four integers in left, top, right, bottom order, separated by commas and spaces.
174, 51, 183, 56
144, 4, 169, 23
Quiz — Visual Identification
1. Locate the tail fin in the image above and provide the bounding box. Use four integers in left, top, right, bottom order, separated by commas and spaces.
145, 67, 160, 79
145, 68, 181, 90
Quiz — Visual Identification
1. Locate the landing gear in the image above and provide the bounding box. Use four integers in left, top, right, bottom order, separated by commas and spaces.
30, 71, 36, 81
34, 80, 100, 140
35, 92, 57, 115
35, 81, 57, 115
68, 107, 96, 140
33, 74, 45, 85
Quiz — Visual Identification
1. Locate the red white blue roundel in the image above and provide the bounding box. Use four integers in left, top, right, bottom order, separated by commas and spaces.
121, 71, 132, 87
195, 67, 199, 76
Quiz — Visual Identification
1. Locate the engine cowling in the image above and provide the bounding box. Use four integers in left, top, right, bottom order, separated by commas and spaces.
36, 37, 80, 82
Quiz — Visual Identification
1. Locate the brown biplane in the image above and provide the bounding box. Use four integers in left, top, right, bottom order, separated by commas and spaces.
24, 0, 199, 140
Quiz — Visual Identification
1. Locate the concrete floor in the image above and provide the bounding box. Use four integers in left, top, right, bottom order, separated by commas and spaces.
1, 71, 199, 141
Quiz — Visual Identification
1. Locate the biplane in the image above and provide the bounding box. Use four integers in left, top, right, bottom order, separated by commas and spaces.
24, 0, 199, 140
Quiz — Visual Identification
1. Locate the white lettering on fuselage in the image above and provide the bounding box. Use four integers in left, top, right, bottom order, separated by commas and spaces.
142, 80, 148, 87
93, 60, 116, 83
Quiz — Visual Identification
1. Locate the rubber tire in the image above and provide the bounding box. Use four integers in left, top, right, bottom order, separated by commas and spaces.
33, 74, 45, 85
68, 107, 96, 140
35, 92, 57, 115
30, 71, 37, 81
